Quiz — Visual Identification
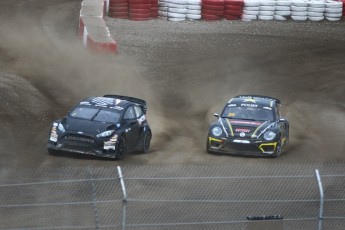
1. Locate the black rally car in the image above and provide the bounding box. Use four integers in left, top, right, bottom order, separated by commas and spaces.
206, 95, 289, 157
47, 95, 152, 159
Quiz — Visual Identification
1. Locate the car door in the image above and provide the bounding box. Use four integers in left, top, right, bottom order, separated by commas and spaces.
123, 106, 140, 150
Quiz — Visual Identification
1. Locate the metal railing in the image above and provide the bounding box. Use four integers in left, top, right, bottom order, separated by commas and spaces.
0, 163, 344, 229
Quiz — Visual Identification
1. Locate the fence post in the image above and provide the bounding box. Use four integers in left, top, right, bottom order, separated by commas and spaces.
315, 169, 324, 230
88, 167, 100, 229
117, 166, 128, 230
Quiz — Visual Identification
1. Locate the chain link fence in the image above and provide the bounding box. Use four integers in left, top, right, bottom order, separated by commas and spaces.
0, 163, 344, 229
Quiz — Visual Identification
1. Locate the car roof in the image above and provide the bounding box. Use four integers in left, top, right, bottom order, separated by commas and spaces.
78, 96, 131, 110
228, 96, 277, 107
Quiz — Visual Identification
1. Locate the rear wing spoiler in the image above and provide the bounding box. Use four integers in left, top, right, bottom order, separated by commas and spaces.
234, 95, 281, 104
103, 95, 147, 113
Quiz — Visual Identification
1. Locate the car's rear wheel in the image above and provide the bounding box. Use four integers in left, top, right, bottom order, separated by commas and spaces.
141, 131, 152, 153
115, 136, 126, 160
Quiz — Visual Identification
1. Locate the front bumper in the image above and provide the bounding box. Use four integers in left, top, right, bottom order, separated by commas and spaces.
208, 136, 278, 156
47, 134, 118, 159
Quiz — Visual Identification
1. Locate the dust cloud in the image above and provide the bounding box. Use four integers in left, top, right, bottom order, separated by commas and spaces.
1, 0, 345, 168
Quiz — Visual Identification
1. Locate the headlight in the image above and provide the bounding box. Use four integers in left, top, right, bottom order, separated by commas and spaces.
97, 130, 115, 138
264, 131, 276, 141
211, 127, 223, 137
58, 123, 65, 133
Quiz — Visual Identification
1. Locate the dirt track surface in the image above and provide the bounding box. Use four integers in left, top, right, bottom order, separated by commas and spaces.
0, 0, 344, 168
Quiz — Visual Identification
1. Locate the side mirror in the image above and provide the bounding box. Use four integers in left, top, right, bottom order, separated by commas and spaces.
214, 113, 219, 118
130, 120, 137, 125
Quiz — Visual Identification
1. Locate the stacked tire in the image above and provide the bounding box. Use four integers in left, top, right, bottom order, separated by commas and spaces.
109, 0, 129, 19
325, 0, 343, 21
129, 0, 151, 20
224, 0, 244, 20
187, 0, 202, 20
274, 0, 291, 21
167, 0, 188, 21
291, 0, 308, 21
242, 0, 260, 21
151, 0, 159, 18
308, 1, 325, 22
202, 0, 225, 21
259, 0, 275, 20
158, 0, 169, 19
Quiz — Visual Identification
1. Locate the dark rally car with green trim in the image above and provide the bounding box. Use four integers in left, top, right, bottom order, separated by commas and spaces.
47, 95, 152, 160
207, 95, 289, 157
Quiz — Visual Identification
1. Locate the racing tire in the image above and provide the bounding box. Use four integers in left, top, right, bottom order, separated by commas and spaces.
48, 148, 60, 155
273, 140, 282, 158
115, 136, 126, 160
206, 138, 212, 154
141, 131, 152, 153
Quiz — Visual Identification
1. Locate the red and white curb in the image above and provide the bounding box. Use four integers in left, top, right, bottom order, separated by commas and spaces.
79, 0, 118, 54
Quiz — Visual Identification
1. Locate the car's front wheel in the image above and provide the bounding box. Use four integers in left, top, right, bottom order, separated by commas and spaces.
115, 136, 126, 160
141, 131, 152, 153
48, 149, 60, 155
273, 140, 282, 158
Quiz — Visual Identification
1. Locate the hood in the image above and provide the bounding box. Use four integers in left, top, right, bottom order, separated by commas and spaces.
219, 118, 274, 138
62, 117, 115, 135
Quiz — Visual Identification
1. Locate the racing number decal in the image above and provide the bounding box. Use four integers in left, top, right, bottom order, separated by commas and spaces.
137, 115, 146, 125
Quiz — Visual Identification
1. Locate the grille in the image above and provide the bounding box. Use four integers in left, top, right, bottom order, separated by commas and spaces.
63, 135, 95, 149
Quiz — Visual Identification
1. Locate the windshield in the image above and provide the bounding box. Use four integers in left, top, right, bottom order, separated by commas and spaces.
221, 105, 274, 121
70, 106, 121, 123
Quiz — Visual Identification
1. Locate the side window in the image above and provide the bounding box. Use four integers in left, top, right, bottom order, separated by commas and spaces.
276, 105, 281, 119
134, 106, 143, 118
124, 106, 136, 119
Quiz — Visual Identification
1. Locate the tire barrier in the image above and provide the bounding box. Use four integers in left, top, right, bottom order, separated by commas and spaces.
308, 0, 325, 21
158, 0, 169, 19
202, 0, 225, 21
167, 0, 188, 21
259, 0, 275, 20
242, 0, 260, 21
291, 0, 308, 21
108, 0, 129, 19
325, 0, 343, 21
224, 0, 244, 20
154, 0, 344, 22
151, 0, 159, 18
79, 0, 118, 54
128, 0, 151, 20
274, 0, 291, 20
187, 0, 202, 20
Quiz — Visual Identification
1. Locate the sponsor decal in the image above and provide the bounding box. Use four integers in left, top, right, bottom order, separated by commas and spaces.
110, 106, 124, 110
50, 134, 58, 142
137, 115, 146, 125
235, 128, 251, 133
243, 99, 256, 103
263, 106, 272, 110
104, 140, 116, 150
227, 104, 236, 107
241, 103, 258, 107
233, 139, 250, 144
92, 97, 114, 107
231, 120, 262, 125
64, 135, 95, 143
